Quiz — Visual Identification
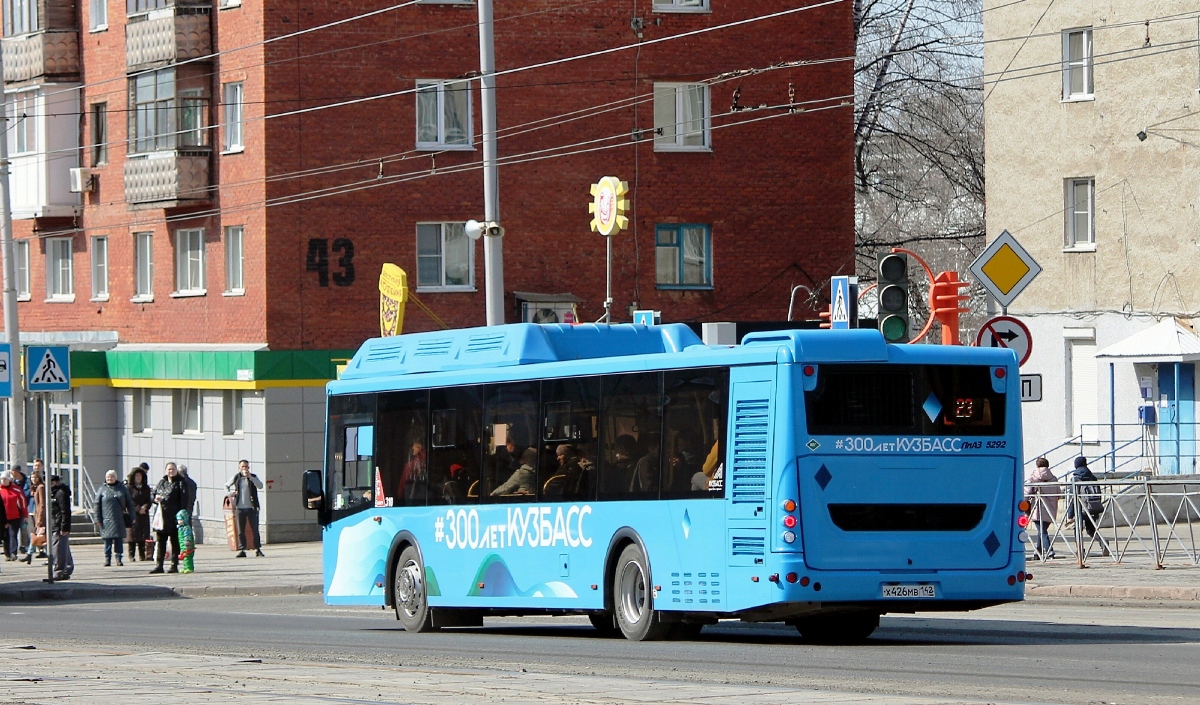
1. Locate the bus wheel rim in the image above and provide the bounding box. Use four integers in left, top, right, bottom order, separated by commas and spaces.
619, 560, 646, 626
398, 560, 423, 617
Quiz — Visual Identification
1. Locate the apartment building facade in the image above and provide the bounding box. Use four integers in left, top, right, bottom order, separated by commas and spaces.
984, 0, 1200, 473
2, 0, 854, 540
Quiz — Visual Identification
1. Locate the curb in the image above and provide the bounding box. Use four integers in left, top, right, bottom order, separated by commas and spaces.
1028, 584, 1200, 601
0, 583, 323, 603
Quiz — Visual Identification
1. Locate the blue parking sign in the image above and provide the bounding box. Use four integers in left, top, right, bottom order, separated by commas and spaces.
0, 343, 11, 398
26, 346, 71, 392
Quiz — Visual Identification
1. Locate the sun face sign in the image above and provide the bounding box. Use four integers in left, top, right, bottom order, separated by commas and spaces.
588, 176, 630, 237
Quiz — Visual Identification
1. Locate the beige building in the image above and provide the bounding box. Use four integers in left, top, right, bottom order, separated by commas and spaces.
984, 1, 1200, 473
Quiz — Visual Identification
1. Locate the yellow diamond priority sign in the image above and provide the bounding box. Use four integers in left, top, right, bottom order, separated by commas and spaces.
969, 230, 1041, 308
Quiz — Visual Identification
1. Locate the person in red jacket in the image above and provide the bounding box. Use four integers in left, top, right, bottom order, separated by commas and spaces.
0, 470, 29, 561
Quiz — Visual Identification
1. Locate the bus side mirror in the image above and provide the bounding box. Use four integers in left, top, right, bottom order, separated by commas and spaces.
303, 469, 324, 511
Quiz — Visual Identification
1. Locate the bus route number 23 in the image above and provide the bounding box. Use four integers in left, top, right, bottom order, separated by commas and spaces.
306, 238, 356, 287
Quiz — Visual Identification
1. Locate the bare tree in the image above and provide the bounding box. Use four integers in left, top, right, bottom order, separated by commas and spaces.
853, 0, 986, 335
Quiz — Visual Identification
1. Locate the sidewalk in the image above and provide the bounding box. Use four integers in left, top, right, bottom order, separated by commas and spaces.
4, 539, 1200, 603
0, 541, 322, 603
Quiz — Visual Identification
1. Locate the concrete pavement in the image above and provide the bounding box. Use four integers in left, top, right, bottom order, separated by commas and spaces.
0, 644, 1052, 705
4, 538, 1200, 603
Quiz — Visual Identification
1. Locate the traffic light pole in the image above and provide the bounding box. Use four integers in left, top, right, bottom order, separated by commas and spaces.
478, 0, 504, 326
0, 46, 28, 468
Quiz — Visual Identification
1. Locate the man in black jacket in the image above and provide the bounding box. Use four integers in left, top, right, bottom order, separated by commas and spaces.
49, 475, 73, 580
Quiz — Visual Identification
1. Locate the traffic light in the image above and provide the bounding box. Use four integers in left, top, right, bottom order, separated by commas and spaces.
931, 271, 970, 345
877, 253, 910, 343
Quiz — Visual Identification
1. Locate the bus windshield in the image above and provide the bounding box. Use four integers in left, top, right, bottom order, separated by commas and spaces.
804, 364, 1005, 436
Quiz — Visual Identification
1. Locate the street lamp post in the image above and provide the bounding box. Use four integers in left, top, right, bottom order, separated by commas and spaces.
0, 48, 28, 466
477, 0, 504, 326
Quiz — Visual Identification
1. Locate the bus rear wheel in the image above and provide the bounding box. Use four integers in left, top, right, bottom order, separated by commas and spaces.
613, 543, 671, 641
794, 612, 879, 644
394, 546, 437, 633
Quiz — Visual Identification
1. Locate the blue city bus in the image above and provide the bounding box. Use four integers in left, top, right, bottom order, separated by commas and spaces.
303, 322, 1028, 642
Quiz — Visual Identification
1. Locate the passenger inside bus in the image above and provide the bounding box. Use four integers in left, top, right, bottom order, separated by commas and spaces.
397, 442, 427, 502
492, 447, 538, 496
630, 434, 661, 492
665, 430, 703, 492
441, 463, 467, 504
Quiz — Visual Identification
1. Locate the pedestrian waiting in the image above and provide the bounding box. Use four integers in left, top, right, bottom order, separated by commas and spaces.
49, 475, 74, 580
225, 460, 265, 557
150, 463, 187, 574
93, 470, 134, 567
1, 470, 29, 562
125, 466, 152, 562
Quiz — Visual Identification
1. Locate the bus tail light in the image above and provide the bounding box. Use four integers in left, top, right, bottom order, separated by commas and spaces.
782, 499, 797, 512
785, 572, 798, 583
1017, 515, 1030, 528
1018, 500, 1031, 513
1007, 575, 1016, 586
799, 576, 810, 587
783, 515, 797, 529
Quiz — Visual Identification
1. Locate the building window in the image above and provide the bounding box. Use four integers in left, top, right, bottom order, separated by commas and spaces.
653, 83, 710, 151
173, 389, 202, 435
91, 236, 109, 301
415, 80, 472, 149
4, 91, 37, 156
127, 0, 168, 15
129, 69, 208, 153
223, 390, 244, 435
133, 389, 152, 433
218, 0, 241, 8
656, 224, 712, 288
224, 225, 244, 294
222, 82, 244, 152
416, 222, 473, 289
653, 0, 709, 11
2, 0, 38, 36
174, 228, 205, 295
134, 232, 154, 302
1065, 178, 1095, 249
90, 0, 107, 30
92, 103, 108, 166
1062, 29, 1093, 100
15, 240, 29, 300
46, 237, 74, 301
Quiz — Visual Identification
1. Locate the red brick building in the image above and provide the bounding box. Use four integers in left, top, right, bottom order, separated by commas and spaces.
1, 0, 853, 541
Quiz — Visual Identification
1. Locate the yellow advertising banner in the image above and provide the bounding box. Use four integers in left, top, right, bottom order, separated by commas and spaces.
379, 264, 408, 337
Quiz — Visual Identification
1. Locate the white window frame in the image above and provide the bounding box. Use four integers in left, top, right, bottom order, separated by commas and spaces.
653, 83, 711, 152
415, 79, 473, 150
224, 225, 244, 295
652, 0, 709, 12
3, 0, 38, 36
1064, 178, 1095, 251
1062, 28, 1094, 101
222, 81, 244, 153
172, 388, 202, 435
222, 389, 244, 436
218, 0, 241, 8
133, 232, 154, 303
415, 222, 475, 291
91, 235, 109, 301
173, 228, 206, 296
15, 240, 30, 301
90, 0, 108, 31
45, 237, 74, 302
132, 389, 152, 434
5, 90, 37, 156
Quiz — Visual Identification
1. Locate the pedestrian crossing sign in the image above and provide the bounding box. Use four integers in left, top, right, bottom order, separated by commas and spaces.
27, 346, 71, 392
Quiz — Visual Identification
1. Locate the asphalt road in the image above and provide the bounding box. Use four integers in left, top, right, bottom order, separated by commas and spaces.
3, 596, 1199, 705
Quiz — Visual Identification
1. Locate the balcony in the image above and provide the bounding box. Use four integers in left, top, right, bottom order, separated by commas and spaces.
2, 30, 80, 84
125, 9, 211, 71
124, 152, 211, 208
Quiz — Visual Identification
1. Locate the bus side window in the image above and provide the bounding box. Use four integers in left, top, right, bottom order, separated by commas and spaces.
541, 377, 600, 502
483, 382, 539, 502
376, 389, 429, 507
327, 393, 377, 517
430, 386, 483, 506
598, 372, 662, 501
662, 368, 728, 499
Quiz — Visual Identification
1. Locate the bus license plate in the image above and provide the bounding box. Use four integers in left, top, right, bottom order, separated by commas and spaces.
882, 584, 936, 598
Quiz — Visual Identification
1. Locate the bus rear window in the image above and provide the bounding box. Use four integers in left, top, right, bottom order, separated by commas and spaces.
804, 365, 1005, 437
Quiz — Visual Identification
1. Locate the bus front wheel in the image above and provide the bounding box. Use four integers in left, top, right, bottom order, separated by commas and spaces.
613, 543, 671, 641
794, 612, 879, 644
394, 546, 437, 633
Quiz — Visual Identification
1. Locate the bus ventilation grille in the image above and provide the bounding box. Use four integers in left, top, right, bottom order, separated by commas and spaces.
731, 534, 766, 556
465, 333, 507, 354
364, 341, 405, 364
731, 399, 769, 503
414, 338, 454, 357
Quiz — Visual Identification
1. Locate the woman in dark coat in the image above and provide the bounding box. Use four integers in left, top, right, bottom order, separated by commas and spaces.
94, 469, 134, 566
151, 463, 186, 574
125, 467, 152, 562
